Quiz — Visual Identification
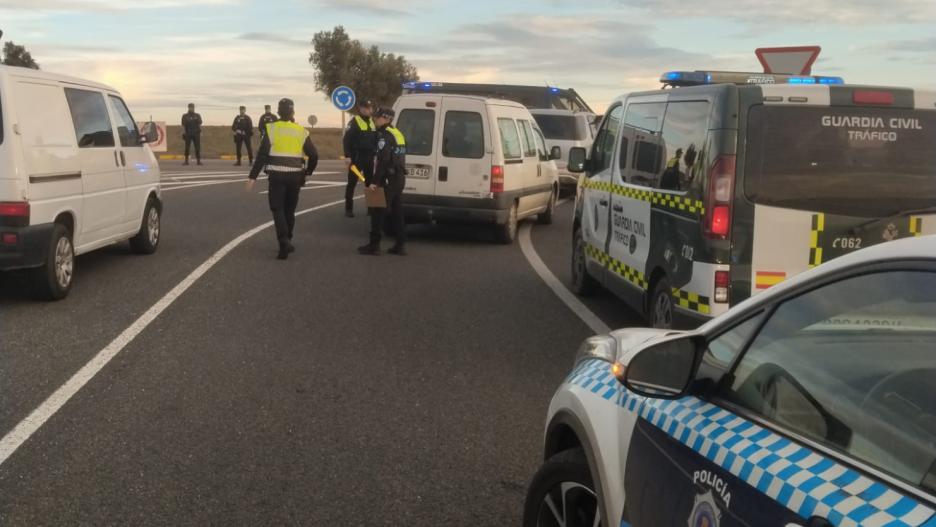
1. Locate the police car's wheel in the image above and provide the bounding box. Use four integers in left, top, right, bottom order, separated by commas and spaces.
523, 448, 602, 527
571, 229, 598, 296
651, 277, 674, 329
31, 223, 74, 301
130, 199, 161, 255
537, 189, 557, 225
497, 202, 519, 244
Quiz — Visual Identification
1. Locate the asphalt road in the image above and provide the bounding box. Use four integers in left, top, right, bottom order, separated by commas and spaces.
0, 159, 645, 525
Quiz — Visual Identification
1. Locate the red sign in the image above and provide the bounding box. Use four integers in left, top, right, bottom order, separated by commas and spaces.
756, 46, 821, 75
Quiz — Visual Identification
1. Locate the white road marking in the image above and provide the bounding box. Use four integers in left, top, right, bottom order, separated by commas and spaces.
0, 195, 360, 467
259, 181, 345, 194
160, 171, 340, 182
518, 201, 611, 336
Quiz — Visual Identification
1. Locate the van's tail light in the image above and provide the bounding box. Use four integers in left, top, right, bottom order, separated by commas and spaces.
0, 202, 30, 227
704, 156, 735, 240
490, 165, 505, 193
714, 270, 730, 304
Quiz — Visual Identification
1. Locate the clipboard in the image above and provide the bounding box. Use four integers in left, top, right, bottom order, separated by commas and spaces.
365, 186, 387, 208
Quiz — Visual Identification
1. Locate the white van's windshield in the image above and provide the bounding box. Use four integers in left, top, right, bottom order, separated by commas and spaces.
533, 114, 586, 141
744, 105, 936, 217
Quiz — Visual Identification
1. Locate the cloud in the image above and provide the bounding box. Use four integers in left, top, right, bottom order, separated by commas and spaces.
610, 0, 936, 24
237, 32, 309, 47
876, 37, 936, 52
314, 0, 415, 16
0, 0, 236, 10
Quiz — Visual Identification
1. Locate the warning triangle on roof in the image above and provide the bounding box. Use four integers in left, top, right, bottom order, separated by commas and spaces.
756, 46, 822, 75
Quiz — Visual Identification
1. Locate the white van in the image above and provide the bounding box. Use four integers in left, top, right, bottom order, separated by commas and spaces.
393, 94, 560, 243
0, 66, 162, 300
530, 109, 596, 193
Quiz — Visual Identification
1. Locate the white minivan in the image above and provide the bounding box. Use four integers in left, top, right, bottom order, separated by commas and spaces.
530, 109, 596, 194
0, 66, 162, 300
393, 94, 560, 243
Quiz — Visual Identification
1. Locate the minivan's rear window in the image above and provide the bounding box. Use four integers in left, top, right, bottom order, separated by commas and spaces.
745, 105, 936, 217
397, 109, 434, 157
533, 115, 586, 141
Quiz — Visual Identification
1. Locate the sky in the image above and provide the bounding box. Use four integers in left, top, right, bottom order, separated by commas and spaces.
1, 0, 934, 127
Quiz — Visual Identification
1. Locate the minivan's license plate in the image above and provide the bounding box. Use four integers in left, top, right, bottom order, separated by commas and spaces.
407, 165, 432, 179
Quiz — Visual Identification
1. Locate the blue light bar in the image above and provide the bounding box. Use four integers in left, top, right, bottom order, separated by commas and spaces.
788, 77, 816, 84
402, 81, 417, 89
817, 76, 845, 85
661, 71, 846, 87
549, 87, 560, 93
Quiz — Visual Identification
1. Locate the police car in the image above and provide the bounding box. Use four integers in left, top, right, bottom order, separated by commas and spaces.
567, 71, 936, 328
524, 235, 936, 527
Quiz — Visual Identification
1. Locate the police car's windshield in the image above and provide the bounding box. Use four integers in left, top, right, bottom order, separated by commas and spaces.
533, 114, 587, 141
744, 106, 936, 218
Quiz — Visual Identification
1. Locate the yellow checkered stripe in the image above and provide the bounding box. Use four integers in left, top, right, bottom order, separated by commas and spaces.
910, 216, 923, 237
585, 244, 648, 290
581, 180, 705, 216
671, 288, 712, 316
809, 213, 825, 268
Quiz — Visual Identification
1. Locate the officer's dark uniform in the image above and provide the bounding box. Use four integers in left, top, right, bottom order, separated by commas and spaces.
342, 103, 377, 217
359, 108, 406, 256
258, 107, 278, 140
232, 110, 254, 166
181, 105, 203, 165
249, 99, 319, 260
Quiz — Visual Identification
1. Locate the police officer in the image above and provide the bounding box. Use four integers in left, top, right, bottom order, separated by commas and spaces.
258, 104, 278, 140
181, 103, 203, 166
358, 108, 406, 256
232, 106, 254, 166
246, 98, 319, 260
342, 99, 377, 218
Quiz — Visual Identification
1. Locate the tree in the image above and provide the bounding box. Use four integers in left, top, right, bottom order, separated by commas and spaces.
2, 38, 40, 69
309, 26, 417, 109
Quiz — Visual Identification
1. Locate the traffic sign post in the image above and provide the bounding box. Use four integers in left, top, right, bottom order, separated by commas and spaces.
331, 86, 356, 112
756, 46, 821, 75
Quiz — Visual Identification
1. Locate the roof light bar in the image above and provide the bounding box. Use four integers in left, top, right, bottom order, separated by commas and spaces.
660, 71, 844, 87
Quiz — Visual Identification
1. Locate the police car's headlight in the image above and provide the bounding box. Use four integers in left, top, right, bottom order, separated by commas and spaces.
574, 335, 619, 365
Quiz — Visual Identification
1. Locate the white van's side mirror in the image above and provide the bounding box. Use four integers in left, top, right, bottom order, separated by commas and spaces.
568, 147, 588, 173
140, 122, 159, 144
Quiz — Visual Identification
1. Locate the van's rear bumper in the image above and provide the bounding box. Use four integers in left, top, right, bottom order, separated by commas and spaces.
403, 193, 514, 225
0, 223, 53, 271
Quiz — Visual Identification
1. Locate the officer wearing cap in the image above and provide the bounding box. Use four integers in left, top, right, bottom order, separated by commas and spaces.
358, 107, 407, 256
342, 99, 377, 218
246, 98, 319, 260
231, 106, 254, 166
181, 103, 203, 166
258, 104, 278, 141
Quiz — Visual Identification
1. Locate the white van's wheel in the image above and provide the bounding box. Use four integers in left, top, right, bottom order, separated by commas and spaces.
31, 224, 74, 301
497, 202, 519, 244
537, 189, 557, 225
650, 277, 674, 329
130, 200, 161, 255
571, 229, 598, 295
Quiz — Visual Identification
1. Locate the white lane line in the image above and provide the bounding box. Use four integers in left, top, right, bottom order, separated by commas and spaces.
0, 195, 359, 467
259, 181, 345, 194
518, 204, 611, 336
160, 171, 340, 182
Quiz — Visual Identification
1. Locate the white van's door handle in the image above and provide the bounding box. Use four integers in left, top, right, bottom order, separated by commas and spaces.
119, 151, 126, 167
113, 151, 120, 167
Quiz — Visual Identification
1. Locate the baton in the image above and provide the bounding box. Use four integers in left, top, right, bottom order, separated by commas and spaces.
350, 164, 365, 182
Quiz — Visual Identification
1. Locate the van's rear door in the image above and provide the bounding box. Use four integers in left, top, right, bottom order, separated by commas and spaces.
743, 87, 936, 296
396, 96, 441, 197
435, 96, 490, 199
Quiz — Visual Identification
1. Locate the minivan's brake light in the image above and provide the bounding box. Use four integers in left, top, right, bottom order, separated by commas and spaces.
704, 156, 735, 240
853, 91, 894, 106
490, 165, 505, 193
0, 202, 30, 227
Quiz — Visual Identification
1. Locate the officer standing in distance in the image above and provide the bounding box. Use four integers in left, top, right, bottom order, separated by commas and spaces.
358, 108, 407, 256
342, 99, 377, 218
181, 103, 203, 166
246, 98, 319, 260
258, 104, 278, 140
232, 106, 254, 166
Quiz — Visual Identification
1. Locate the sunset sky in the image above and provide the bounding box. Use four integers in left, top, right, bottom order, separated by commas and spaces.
2, 0, 934, 127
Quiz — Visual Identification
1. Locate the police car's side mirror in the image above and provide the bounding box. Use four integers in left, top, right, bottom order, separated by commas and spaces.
622, 335, 702, 399
140, 122, 159, 144
568, 147, 587, 173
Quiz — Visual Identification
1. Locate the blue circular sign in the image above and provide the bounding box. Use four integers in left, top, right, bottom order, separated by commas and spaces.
331, 86, 356, 111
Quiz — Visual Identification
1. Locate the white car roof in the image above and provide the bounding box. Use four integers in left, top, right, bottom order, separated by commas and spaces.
396, 93, 526, 109
0, 64, 118, 93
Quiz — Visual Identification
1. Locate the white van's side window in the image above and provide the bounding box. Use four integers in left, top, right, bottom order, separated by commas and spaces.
533, 128, 549, 161
518, 120, 537, 158
64, 88, 115, 149
397, 109, 435, 156
497, 118, 522, 160
108, 95, 142, 148
443, 111, 484, 159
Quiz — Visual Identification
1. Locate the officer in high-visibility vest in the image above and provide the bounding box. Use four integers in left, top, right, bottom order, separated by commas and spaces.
342, 99, 377, 218
246, 98, 319, 260
358, 108, 407, 256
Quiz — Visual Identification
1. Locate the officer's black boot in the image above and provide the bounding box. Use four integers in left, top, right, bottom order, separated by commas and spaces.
277, 242, 290, 260
357, 243, 380, 256
388, 245, 407, 256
